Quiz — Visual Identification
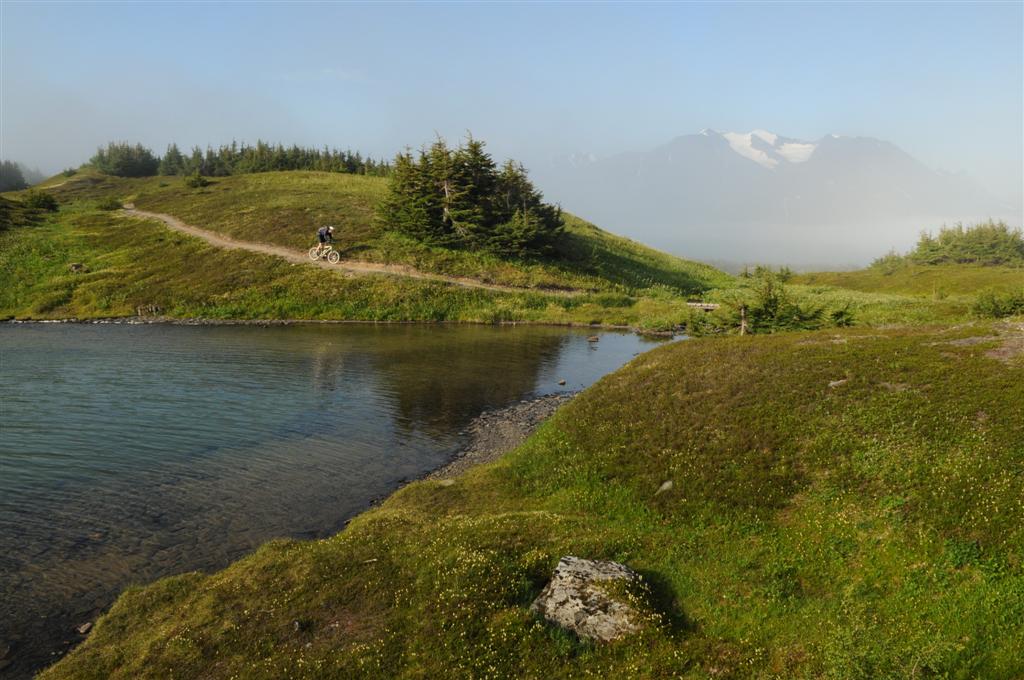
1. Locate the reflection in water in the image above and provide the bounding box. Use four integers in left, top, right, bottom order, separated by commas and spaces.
0, 323, 671, 677
368, 326, 567, 436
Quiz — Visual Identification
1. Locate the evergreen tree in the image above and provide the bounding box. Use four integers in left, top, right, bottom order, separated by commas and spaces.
159, 144, 186, 175
449, 137, 498, 245
380, 151, 439, 242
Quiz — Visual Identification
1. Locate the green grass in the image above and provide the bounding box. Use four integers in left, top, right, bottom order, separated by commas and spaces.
0, 194, 44, 230
41, 323, 1024, 679
794, 264, 1023, 297
0, 204, 714, 328
33, 170, 732, 296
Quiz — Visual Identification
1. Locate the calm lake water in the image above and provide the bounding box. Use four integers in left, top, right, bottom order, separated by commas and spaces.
0, 323, 671, 676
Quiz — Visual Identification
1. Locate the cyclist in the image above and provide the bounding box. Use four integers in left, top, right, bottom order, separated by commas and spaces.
316, 225, 335, 252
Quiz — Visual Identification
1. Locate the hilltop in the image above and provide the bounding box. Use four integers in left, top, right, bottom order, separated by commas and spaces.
40, 322, 1024, 678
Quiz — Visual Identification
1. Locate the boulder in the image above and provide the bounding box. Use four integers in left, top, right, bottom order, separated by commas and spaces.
530, 556, 641, 642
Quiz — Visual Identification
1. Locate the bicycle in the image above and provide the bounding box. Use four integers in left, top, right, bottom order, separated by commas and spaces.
309, 243, 341, 264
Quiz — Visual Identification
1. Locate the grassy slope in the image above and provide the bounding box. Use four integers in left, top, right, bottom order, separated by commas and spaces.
778, 265, 1022, 328
1, 205, 719, 326
794, 265, 1023, 297
33, 169, 733, 295
0, 195, 40, 230
15, 170, 1000, 329
1, 171, 737, 328
42, 323, 1024, 679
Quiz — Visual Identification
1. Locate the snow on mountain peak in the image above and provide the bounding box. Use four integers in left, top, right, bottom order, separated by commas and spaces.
723, 131, 778, 168
721, 129, 817, 169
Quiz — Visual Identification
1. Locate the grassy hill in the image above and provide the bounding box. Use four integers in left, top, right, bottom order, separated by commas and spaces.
40, 322, 1024, 679
1, 171, 731, 328
792, 221, 1022, 316
33, 169, 732, 295
794, 264, 1022, 297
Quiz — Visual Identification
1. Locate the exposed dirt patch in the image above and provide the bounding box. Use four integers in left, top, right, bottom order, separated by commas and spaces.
987, 333, 1024, 363
943, 336, 996, 348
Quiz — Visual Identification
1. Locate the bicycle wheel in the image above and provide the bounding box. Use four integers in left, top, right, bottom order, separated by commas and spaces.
308, 247, 321, 261
327, 250, 341, 264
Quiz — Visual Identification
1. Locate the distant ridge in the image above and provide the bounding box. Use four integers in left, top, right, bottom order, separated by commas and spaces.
535, 129, 1021, 266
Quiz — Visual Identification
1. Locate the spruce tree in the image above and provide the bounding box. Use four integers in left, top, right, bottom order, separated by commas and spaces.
159, 144, 186, 175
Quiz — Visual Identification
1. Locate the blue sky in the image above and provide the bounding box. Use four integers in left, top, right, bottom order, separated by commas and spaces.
2, 1, 1022, 199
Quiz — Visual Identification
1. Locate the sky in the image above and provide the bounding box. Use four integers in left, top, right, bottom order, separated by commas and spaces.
2, 0, 1022, 202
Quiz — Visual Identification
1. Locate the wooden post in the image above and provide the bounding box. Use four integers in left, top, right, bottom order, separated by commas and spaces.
740, 305, 748, 336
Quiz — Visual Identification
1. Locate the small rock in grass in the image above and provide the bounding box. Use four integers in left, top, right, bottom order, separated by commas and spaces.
828, 379, 848, 388
530, 556, 641, 642
76, 622, 92, 635
655, 480, 673, 495
437, 479, 455, 487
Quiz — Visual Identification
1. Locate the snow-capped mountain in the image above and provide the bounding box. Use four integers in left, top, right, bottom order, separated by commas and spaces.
533, 130, 1021, 267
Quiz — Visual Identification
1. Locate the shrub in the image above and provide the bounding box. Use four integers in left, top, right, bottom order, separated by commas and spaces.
62, 168, 77, 178
96, 196, 123, 211
22, 190, 58, 212
183, 170, 210, 188
726, 272, 824, 334
830, 305, 856, 327
973, 289, 1024, 318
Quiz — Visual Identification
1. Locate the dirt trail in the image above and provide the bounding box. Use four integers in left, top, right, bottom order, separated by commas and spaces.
122, 206, 578, 295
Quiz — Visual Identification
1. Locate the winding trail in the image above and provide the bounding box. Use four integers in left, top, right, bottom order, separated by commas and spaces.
122, 206, 579, 296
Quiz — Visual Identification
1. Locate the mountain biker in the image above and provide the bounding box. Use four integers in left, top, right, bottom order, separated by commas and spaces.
316, 225, 335, 249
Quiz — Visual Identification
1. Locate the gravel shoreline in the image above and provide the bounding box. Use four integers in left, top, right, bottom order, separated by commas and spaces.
427, 392, 577, 480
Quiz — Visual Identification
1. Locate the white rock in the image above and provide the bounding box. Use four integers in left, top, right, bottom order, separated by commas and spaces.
530, 556, 641, 642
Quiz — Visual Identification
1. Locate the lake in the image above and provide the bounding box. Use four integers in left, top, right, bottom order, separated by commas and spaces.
0, 323, 672, 676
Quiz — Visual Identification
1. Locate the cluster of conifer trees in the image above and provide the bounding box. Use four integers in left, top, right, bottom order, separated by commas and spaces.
0, 160, 29, 192
380, 138, 563, 256
88, 142, 390, 178
872, 221, 1024, 268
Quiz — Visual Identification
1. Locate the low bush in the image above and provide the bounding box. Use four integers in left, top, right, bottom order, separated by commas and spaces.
973, 289, 1024, 318
95, 196, 123, 211
183, 170, 210, 188
23, 190, 59, 212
